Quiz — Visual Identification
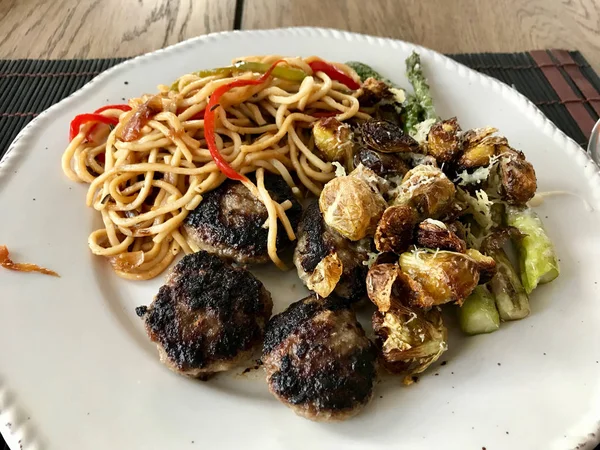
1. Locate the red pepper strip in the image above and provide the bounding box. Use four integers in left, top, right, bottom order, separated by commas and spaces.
69, 114, 119, 141
308, 61, 360, 90
204, 60, 285, 181
79, 105, 131, 142
93, 104, 132, 114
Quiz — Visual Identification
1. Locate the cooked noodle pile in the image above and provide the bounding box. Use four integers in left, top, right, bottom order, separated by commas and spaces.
61, 55, 369, 280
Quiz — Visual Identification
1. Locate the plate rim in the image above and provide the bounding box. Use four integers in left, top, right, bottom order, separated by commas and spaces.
1, 26, 599, 450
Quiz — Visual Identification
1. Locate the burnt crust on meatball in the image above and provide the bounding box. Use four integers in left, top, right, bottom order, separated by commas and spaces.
293, 201, 371, 302
137, 251, 273, 376
183, 174, 302, 264
296, 201, 330, 274
262, 295, 377, 421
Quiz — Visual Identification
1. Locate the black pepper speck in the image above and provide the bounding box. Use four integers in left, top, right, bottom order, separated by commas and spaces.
124, 81, 129, 85
441, 361, 447, 366
497, 362, 501, 366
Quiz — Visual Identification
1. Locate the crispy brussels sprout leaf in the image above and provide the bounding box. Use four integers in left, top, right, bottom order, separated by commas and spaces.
399, 249, 481, 307
416, 218, 467, 253
304, 253, 343, 298
465, 248, 497, 284
373, 306, 447, 379
366, 263, 431, 312
374, 205, 419, 253
319, 165, 387, 241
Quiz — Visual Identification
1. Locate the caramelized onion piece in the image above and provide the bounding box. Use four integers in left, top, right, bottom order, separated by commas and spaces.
0, 245, 59, 277
109, 251, 145, 271
119, 96, 163, 142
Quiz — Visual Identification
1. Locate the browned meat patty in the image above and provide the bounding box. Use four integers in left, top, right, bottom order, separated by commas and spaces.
293, 200, 372, 302
183, 174, 302, 265
262, 294, 377, 421
135, 251, 273, 377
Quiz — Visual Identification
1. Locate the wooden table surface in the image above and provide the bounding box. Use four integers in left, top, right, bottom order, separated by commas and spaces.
1, 0, 599, 72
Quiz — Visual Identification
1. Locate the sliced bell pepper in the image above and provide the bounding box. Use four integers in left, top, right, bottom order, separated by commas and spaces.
170, 61, 307, 92
204, 60, 285, 181
93, 104, 132, 114
308, 60, 360, 90
69, 113, 119, 141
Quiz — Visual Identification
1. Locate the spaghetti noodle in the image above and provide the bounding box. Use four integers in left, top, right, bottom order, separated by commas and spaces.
61, 55, 368, 280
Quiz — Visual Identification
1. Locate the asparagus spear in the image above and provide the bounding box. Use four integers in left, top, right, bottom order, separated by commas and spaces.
405, 52, 438, 121
488, 249, 530, 320
505, 206, 560, 294
401, 95, 423, 135
345, 61, 396, 86
458, 285, 500, 335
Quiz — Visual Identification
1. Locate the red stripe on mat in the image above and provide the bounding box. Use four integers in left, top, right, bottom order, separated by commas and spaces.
550, 50, 600, 117
530, 50, 596, 139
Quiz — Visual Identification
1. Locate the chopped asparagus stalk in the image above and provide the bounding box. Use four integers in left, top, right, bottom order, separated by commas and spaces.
345, 61, 396, 86
405, 52, 438, 121
505, 206, 560, 293
401, 95, 423, 135
458, 285, 500, 335
488, 249, 530, 320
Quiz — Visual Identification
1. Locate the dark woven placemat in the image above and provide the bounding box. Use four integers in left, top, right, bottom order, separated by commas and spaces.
1, 51, 600, 450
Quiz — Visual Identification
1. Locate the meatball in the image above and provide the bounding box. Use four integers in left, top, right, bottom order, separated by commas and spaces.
135, 251, 273, 377
262, 294, 377, 421
183, 174, 302, 265
293, 201, 371, 301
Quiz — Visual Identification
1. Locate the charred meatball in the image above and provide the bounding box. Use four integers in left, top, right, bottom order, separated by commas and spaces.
183, 174, 301, 265
136, 251, 273, 377
262, 294, 377, 421
294, 201, 371, 301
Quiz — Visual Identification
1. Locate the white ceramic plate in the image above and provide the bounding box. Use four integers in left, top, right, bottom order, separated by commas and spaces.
1, 28, 600, 450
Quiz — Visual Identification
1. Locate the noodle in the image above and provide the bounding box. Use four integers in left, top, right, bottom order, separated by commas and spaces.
62, 56, 367, 280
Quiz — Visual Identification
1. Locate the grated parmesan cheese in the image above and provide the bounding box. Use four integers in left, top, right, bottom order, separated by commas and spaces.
410, 118, 437, 144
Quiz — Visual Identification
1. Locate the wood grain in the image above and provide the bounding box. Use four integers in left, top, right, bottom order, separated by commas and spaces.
241, 0, 600, 73
0, 0, 235, 59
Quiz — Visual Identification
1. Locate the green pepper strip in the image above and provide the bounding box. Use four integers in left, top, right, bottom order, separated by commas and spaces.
170, 61, 307, 92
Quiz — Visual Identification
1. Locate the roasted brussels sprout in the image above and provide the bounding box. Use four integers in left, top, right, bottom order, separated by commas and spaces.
312, 117, 354, 163
392, 164, 456, 219
319, 165, 387, 241
361, 120, 419, 153
426, 117, 462, 163
498, 147, 537, 205
353, 147, 410, 178
374, 205, 419, 253
357, 77, 394, 106
366, 263, 430, 312
372, 306, 447, 380
457, 127, 506, 170
416, 218, 467, 253
399, 249, 481, 307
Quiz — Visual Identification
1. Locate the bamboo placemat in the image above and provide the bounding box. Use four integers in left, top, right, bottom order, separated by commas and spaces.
1, 50, 600, 450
